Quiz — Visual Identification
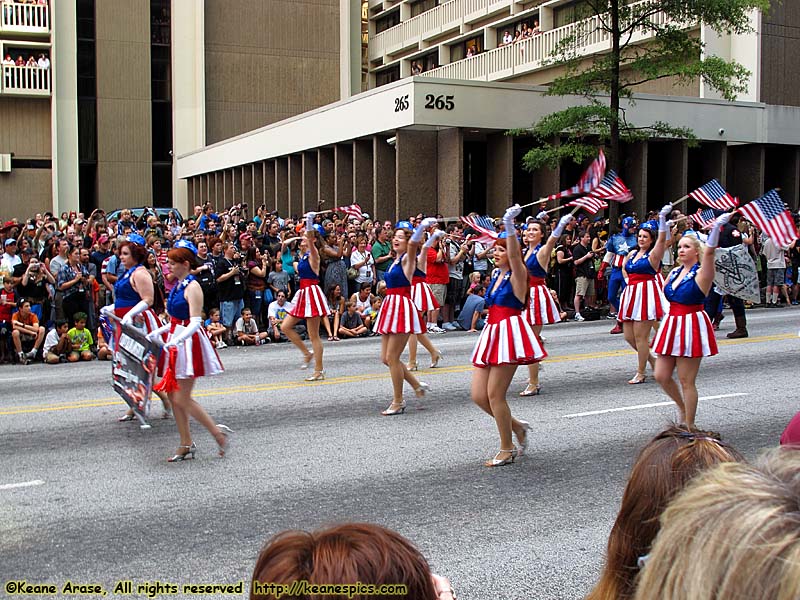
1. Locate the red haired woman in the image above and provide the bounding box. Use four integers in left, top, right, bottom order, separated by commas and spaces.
148, 241, 229, 462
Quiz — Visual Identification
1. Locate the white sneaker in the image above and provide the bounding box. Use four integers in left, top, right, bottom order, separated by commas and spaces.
574, 313, 585, 322
442, 322, 457, 331
431, 326, 446, 334
217, 341, 227, 349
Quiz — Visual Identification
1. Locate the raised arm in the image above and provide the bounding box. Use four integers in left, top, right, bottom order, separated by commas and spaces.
503, 205, 528, 300
403, 218, 437, 281
304, 212, 321, 272
697, 212, 731, 294
648, 204, 672, 269
537, 214, 574, 270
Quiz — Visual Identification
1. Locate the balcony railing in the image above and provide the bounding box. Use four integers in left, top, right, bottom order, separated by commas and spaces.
1, 1, 50, 34
2, 65, 51, 96
419, 3, 672, 83
370, 0, 513, 61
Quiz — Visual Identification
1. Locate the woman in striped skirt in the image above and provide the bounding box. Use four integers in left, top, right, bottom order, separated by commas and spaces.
406, 229, 445, 372
471, 206, 556, 467
105, 234, 172, 422
520, 217, 563, 397
618, 205, 671, 384
652, 214, 728, 429
375, 218, 436, 416
147, 241, 229, 462
281, 213, 330, 382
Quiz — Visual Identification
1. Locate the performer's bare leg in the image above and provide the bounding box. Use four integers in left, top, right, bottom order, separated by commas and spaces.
676, 357, 702, 429
654, 355, 685, 424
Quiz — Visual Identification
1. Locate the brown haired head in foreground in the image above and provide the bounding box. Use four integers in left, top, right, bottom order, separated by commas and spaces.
586, 425, 744, 600
251, 523, 437, 600
634, 447, 800, 600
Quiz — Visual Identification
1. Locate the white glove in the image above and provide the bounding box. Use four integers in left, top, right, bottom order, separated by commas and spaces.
164, 317, 202, 348
551, 214, 574, 239
658, 204, 671, 233
423, 229, 445, 248
419, 217, 437, 230
411, 218, 438, 244
100, 305, 115, 318
146, 323, 170, 343
715, 211, 733, 227
121, 300, 149, 326
305, 211, 316, 231
503, 204, 522, 234
665, 220, 674, 241
536, 211, 548, 220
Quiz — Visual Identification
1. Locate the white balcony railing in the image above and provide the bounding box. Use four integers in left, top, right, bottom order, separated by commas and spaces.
2, 65, 51, 95
419, 3, 674, 83
1, 1, 50, 34
370, 0, 513, 60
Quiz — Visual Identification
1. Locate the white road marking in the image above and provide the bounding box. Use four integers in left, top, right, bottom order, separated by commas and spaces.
561, 393, 748, 418
0, 479, 45, 491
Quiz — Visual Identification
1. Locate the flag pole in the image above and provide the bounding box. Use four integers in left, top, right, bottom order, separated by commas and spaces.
670, 194, 690, 209
519, 197, 549, 210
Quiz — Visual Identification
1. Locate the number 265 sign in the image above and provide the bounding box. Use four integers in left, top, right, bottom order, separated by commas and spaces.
393, 93, 456, 112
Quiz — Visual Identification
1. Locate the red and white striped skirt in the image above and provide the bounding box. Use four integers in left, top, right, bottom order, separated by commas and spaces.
289, 282, 331, 319
527, 281, 561, 326
375, 290, 425, 335
411, 281, 440, 312
472, 307, 546, 368
655, 272, 666, 289
618, 276, 668, 321
168, 321, 224, 379
652, 304, 718, 358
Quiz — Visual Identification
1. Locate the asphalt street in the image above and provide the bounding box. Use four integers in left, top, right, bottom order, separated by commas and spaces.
1, 308, 797, 600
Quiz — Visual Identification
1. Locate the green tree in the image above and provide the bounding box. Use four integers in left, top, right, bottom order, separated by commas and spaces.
519, 0, 771, 172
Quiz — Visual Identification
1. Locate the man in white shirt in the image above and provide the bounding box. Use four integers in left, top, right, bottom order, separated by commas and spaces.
267, 290, 297, 342
37, 54, 50, 69
1, 238, 22, 277
761, 233, 794, 307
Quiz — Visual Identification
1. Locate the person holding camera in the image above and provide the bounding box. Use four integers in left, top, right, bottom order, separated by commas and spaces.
215, 242, 247, 340
57, 245, 91, 327
13, 248, 54, 321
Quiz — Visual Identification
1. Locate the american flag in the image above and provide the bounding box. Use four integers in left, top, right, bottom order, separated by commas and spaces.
688, 180, 739, 210
338, 203, 364, 221
738, 189, 798, 249
586, 170, 633, 203
567, 196, 608, 214
460, 214, 498, 245
548, 149, 606, 200
690, 208, 716, 229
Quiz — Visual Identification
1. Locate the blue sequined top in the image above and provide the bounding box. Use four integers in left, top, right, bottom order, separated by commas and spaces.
384, 255, 412, 289
167, 275, 195, 320
525, 245, 547, 279
297, 253, 318, 282
664, 264, 706, 305
625, 252, 658, 276
486, 269, 524, 310
114, 265, 144, 308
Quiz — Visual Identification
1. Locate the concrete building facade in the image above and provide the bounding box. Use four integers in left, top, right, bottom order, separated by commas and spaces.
0, 0, 343, 219
176, 1, 800, 221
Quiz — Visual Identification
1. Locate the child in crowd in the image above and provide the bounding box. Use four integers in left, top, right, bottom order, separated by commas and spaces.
12, 299, 46, 363
205, 307, 227, 348
466, 271, 482, 294
235, 308, 269, 345
44, 319, 71, 364
67, 312, 94, 362
96, 326, 113, 360
338, 301, 369, 338
363, 296, 381, 331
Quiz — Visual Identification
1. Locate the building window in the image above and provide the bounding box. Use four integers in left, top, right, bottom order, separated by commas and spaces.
451, 36, 482, 62
411, 51, 438, 75
410, 0, 437, 18
375, 9, 400, 34
497, 15, 541, 46
375, 64, 400, 87
554, 1, 592, 28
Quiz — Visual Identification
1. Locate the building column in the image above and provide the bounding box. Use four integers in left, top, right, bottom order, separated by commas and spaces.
253, 162, 264, 207
289, 154, 303, 217
318, 148, 335, 206
171, 0, 205, 216
701, 142, 728, 186
335, 143, 354, 205
263, 161, 276, 212
231, 168, 242, 204
302, 151, 319, 214
51, 0, 79, 215
624, 141, 648, 218
243, 165, 253, 206
223, 169, 233, 207
373, 135, 395, 221
276, 158, 289, 217
439, 129, 464, 218
664, 141, 688, 206
728, 144, 765, 203
485, 132, 511, 218
396, 130, 437, 220
353, 139, 373, 214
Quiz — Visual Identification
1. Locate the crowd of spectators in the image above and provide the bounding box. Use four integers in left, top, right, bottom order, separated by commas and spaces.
0, 200, 797, 365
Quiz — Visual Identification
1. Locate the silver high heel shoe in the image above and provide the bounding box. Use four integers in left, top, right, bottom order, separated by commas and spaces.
381, 401, 407, 416
300, 352, 314, 370
485, 448, 518, 468
216, 424, 233, 457
167, 442, 197, 462
515, 420, 531, 456
414, 382, 430, 398
430, 352, 443, 368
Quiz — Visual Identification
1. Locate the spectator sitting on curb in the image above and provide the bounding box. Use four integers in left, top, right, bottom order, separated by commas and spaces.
338, 300, 369, 338
267, 290, 297, 342
11, 299, 45, 363
43, 319, 71, 364
96, 326, 113, 360
456, 285, 487, 332
67, 312, 94, 362
205, 307, 227, 348
236, 308, 269, 346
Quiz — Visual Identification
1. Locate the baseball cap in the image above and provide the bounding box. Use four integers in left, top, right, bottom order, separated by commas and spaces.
98, 234, 110, 244
238, 232, 252, 241
4, 238, 17, 246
